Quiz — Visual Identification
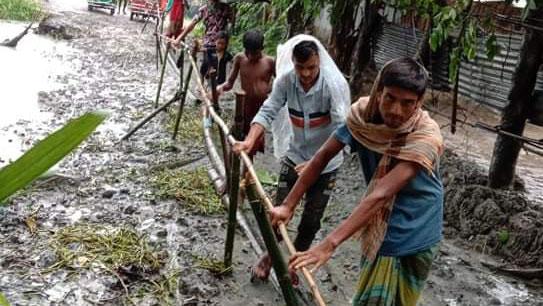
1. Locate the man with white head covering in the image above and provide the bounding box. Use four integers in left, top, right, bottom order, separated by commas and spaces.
232, 34, 351, 281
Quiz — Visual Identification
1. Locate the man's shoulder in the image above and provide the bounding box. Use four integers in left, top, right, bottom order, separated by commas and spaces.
264, 55, 275, 62
275, 70, 295, 85
233, 52, 247, 64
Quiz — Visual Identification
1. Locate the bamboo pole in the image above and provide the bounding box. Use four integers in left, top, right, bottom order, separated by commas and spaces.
178, 41, 327, 306
172, 52, 193, 140
245, 182, 300, 306
208, 69, 231, 192
121, 91, 182, 141
202, 106, 286, 295
224, 92, 245, 268
154, 43, 171, 108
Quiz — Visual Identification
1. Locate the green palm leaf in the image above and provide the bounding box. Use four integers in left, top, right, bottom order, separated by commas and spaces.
0, 292, 9, 306
0, 112, 107, 204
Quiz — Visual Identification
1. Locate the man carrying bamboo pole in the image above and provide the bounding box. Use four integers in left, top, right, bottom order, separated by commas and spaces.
277, 57, 444, 306
232, 34, 351, 282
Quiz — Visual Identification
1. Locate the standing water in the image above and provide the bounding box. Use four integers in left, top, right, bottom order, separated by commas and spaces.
0, 21, 72, 167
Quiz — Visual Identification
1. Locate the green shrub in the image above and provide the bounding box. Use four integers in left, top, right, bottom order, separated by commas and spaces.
0, 0, 42, 21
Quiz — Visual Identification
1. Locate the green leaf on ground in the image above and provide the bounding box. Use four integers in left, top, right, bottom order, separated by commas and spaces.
0, 292, 9, 306
0, 112, 107, 204
255, 168, 277, 186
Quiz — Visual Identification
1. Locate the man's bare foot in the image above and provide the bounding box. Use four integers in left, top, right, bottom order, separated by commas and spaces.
250, 254, 272, 282
250, 255, 299, 286
289, 268, 299, 287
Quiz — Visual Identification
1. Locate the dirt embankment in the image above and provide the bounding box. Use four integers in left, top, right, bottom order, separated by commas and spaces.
441, 150, 543, 268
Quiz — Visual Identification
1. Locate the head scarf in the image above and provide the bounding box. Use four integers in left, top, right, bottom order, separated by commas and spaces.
347, 59, 443, 260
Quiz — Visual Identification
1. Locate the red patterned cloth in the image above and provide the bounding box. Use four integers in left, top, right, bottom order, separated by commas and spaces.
195, 3, 234, 47
167, 0, 184, 37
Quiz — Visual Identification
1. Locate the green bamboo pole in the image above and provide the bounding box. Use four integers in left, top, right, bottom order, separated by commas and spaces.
223, 91, 245, 267
121, 91, 182, 141
154, 43, 171, 108
172, 51, 193, 140
179, 42, 327, 306
209, 69, 231, 191
245, 182, 300, 306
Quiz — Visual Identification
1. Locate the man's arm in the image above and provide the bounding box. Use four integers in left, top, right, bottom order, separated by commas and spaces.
289, 160, 420, 272
270, 57, 276, 77
232, 75, 288, 154
269, 136, 345, 226
218, 54, 241, 93
174, 16, 199, 44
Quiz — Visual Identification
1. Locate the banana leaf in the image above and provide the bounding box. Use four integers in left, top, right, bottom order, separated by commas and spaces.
0, 112, 107, 204
0, 292, 9, 306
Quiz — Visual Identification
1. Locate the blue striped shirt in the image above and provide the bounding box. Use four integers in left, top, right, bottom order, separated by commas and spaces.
252, 69, 345, 173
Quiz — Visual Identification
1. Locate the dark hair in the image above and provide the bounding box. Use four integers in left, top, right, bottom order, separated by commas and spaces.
379, 57, 428, 97
292, 40, 319, 63
242, 30, 264, 52
216, 31, 229, 42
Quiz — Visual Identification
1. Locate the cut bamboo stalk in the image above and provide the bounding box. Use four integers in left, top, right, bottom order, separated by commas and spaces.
224, 92, 245, 268
202, 106, 285, 295
172, 54, 193, 140
179, 41, 327, 306
154, 43, 171, 109
209, 69, 231, 191
203, 108, 226, 178
121, 91, 182, 141
245, 182, 300, 306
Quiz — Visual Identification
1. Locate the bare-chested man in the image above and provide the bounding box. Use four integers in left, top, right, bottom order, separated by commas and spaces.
218, 30, 275, 156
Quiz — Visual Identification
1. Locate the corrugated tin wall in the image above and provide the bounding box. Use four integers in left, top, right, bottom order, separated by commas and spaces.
373, 22, 543, 110
373, 23, 450, 90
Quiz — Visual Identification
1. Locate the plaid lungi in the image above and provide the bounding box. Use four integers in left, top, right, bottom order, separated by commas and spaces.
352, 244, 439, 306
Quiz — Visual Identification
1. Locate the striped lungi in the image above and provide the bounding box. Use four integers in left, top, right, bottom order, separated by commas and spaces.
352, 244, 439, 306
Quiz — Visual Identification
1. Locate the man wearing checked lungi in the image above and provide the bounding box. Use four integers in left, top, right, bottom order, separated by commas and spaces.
271, 57, 444, 306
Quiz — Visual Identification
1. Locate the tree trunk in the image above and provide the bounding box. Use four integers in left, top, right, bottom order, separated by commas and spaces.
287, 1, 305, 37
488, 6, 543, 188
328, 0, 362, 73
416, 0, 447, 68
349, 0, 380, 95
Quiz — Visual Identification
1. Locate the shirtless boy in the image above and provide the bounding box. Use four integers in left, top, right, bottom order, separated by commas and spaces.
218, 30, 275, 155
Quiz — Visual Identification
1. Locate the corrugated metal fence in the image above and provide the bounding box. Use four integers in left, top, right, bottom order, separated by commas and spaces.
373, 22, 543, 110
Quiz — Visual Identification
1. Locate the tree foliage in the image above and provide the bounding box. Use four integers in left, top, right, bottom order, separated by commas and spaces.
231, 0, 325, 55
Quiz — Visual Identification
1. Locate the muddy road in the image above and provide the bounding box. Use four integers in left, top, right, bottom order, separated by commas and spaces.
1, 1, 542, 305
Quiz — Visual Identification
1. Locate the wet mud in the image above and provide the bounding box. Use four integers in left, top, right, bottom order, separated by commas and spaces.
1, 1, 543, 305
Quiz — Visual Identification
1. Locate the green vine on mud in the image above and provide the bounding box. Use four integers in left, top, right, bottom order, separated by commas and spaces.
151, 167, 222, 215
47, 224, 163, 273
192, 254, 232, 276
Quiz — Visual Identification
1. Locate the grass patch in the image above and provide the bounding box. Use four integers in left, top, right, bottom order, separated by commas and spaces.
166, 108, 203, 145
193, 254, 231, 276
256, 168, 278, 186
47, 224, 163, 273
125, 271, 182, 306
0, 0, 41, 21
151, 167, 222, 215
0, 292, 9, 306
